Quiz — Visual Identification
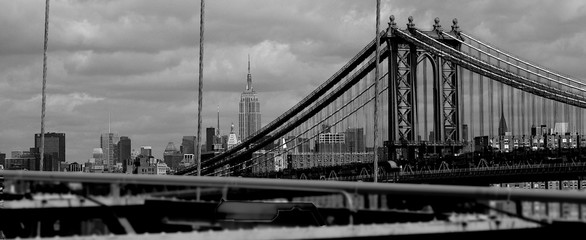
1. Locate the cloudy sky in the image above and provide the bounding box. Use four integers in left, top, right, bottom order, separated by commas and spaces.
1, 0, 586, 162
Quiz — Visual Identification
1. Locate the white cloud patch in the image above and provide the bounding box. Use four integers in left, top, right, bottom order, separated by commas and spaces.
10, 93, 103, 114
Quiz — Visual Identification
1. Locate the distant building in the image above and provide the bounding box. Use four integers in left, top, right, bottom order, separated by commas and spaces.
206, 127, 216, 152
554, 122, 569, 135
131, 149, 139, 159
462, 124, 469, 142
34, 132, 65, 163
474, 136, 489, 153
498, 107, 508, 136
180, 154, 195, 169
285, 136, 311, 153
67, 162, 83, 172
92, 148, 104, 165
133, 156, 166, 175
316, 132, 346, 153
118, 136, 131, 165
345, 128, 365, 152
6, 148, 59, 171
0, 152, 5, 169
163, 142, 183, 171
182, 136, 196, 154
156, 161, 168, 175
5, 150, 37, 170
101, 133, 119, 170
227, 123, 239, 149
239, 56, 261, 141
221, 135, 229, 150
140, 146, 152, 157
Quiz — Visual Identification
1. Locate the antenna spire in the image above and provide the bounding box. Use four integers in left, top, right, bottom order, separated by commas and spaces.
216, 105, 220, 136
246, 55, 252, 91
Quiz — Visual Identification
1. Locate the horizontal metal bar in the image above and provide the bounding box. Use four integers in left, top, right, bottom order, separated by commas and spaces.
3, 170, 586, 204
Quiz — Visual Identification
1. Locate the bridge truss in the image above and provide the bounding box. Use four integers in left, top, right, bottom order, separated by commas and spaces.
177, 15, 586, 180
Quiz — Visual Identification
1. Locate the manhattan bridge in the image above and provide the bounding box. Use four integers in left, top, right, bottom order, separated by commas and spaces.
4, 14, 586, 239
176, 16, 586, 186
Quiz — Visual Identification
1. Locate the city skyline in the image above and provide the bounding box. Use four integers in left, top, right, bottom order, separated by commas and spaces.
2, 1, 586, 162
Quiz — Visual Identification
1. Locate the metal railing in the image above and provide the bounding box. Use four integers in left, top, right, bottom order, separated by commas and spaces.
4, 170, 586, 204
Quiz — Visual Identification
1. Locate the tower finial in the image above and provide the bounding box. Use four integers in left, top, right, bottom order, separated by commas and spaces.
216, 105, 220, 136
246, 55, 253, 91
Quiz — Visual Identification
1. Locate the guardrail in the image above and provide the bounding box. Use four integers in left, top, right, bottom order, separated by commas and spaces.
4, 170, 586, 204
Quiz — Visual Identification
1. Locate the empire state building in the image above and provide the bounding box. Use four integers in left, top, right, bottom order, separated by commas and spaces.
239, 57, 261, 141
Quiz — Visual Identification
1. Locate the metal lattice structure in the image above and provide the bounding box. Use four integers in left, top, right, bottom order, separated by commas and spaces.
177, 15, 586, 179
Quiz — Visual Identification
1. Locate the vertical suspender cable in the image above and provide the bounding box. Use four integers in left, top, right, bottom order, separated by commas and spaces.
488, 51, 493, 138
40, 0, 50, 172
373, 0, 380, 182
478, 51, 484, 136
423, 59, 428, 141
195, 0, 205, 198
469, 47, 474, 148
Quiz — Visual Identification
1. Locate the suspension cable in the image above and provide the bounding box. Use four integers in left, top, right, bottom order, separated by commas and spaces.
40, 0, 50, 171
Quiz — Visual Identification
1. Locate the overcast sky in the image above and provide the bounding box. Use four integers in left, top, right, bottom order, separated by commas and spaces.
1, 0, 586, 162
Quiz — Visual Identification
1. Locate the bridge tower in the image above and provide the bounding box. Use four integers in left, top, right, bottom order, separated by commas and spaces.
386, 16, 463, 162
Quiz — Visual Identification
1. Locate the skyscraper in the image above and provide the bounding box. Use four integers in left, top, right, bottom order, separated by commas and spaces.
239, 56, 261, 141
34, 132, 65, 163
101, 133, 119, 169
118, 136, 131, 164
206, 127, 215, 152
182, 136, 196, 154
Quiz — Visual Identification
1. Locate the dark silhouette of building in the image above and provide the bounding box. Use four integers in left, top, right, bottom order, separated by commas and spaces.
0, 152, 5, 168
498, 107, 508, 136
118, 136, 131, 165
34, 132, 65, 163
182, 136, 196, 154
474, 136, 489, 153
206, 127, 215, 152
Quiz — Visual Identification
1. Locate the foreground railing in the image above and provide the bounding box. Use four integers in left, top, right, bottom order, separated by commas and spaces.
3, 170, 586, 204
3, 170, 586, 239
